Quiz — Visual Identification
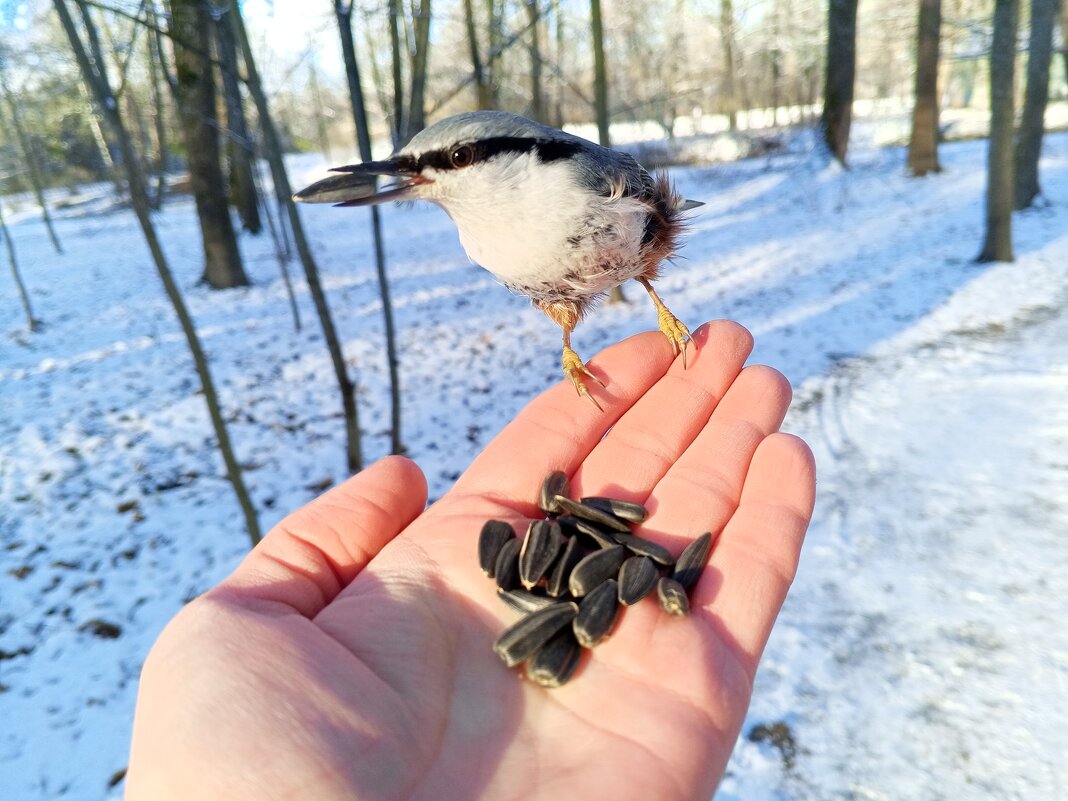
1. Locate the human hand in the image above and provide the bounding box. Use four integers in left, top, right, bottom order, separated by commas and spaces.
125, 321, 815, 801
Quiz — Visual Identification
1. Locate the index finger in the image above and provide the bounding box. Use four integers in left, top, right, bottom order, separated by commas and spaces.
447, 328, 676, 513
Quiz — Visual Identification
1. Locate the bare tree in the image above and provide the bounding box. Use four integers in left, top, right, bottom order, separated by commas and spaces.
590, 0, 610, 148
227, 0, 364, 472
212, 7, 261, 233
335, 0, 403, 456
821, 0, 860, 164
0, 60, 63, 253
463, 0, 496, 108
907, 0, 942, 175
1014, 0, 1060, 209
721, 0, 739, 131
978, 0, 1020, 262
406, 0, 432, 140
524, 0, 545, 121
55, 0, 261, 545
166, 0, 247, 289
0, 201, 40, 332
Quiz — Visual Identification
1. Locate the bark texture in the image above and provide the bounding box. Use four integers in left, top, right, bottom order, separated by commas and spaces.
168, 0, 247, 288
907, 0, 943, 176
978, 0, 1020, 262
1013, 0, 1059, 209
820, 0, 860, 164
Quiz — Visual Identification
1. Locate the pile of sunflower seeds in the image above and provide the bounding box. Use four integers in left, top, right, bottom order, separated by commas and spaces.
478, 470, 712, 688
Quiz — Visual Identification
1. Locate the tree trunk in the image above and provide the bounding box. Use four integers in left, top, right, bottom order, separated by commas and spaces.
0, 68, 63, 254
0, 202, 40, 332
167, 0, 248, 289
463, 0, 493, 109
389, 0, 405, 146
146, 25, 167, 209
335, 0, 403, 457
56, 0, 261, 546
821, 0, 860, 164
978, 0, 1020, 262
721, 0, 738, 131
213, 9, 262, 233
406, 0, 431, 140
590, 0, 610, 147
524, 0, 545, 122
228, 0, 363, 473
1014, 0, 1059, 209
1060, 4, 1068, 96
908, 0, 942, 175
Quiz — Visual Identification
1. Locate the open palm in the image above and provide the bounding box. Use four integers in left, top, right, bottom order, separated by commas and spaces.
126, 321, 815, 801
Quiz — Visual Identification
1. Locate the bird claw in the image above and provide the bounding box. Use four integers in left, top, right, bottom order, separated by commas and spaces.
656, 308, 692, 368
562, 347, 604, 411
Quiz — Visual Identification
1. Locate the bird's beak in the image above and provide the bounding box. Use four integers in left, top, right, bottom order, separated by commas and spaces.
292, 158, 426, 207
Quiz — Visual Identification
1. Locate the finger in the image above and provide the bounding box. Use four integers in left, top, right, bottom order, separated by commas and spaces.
695, 433, 816, 668
634, 365, 793, 549
569, 321, 754, 502
213, 455, 428, 618
448, 328, 677, 513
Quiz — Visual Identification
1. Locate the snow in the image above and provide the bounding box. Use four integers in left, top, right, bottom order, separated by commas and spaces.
2, 130, 1067, 800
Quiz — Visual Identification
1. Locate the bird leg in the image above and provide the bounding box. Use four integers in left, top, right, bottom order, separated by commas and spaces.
538, 299, 603, 411
562, 329, 604, 411
636, 277, 692, 367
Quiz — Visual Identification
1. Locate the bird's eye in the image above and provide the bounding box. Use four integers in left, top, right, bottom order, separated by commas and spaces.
449, 145, 476, 168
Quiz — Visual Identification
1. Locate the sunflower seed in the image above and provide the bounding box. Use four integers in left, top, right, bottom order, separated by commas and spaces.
557, 515, 618, 549
526, 627, 582, 687
617, 555, 659, 605
657, 577, 690, 617
494, 537, 522, 592
574, 579, 621, 647
497, 588, 557, 614
519, 520, 564, 589
493, 602, 579, 668
568, 545, 626, 597
545, 535, 584, 598
539, 471, 570, 517
612, 531, 675, 566
672, 532, 712, 592
553, 496, 631, 533
580, 496, 648, 524
478, 520, 515, 577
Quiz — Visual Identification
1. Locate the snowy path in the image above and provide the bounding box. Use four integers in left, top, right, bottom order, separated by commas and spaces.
722, 254, 1068, 800
2, 134, 1067, 799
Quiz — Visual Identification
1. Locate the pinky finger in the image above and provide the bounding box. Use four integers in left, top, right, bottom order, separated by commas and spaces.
694, 433, 816, 670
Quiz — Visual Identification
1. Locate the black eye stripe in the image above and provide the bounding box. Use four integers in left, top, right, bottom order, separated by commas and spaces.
413, 137, 582, 172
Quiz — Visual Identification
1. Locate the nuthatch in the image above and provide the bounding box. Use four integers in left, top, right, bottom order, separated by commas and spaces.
294, 110, 701, 409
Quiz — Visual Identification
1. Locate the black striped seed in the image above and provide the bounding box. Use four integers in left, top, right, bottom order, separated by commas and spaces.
580, 496, 648, 524
574, 579, 621, 647
539, 471, 570, 517
526, 627, 582, 688
497, 588, 557, 614
672, 532, 713, 592
553, 496, 631, 533
557, 515, 618, 549
494, 537, 522, 592
519, 520, 564, 589
657, 577, 690, 617
568, 545, 626, 597
617, 555, 658, 605
478, 520, 515, 577
612, 531, 675, 567
493, 602, 579, 668
545, 536, 584, 598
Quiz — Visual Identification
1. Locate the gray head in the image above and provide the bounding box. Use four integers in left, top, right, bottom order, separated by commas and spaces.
293, 111, 611, 208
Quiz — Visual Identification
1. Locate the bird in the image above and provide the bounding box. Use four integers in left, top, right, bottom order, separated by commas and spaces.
293, 110, 701, 410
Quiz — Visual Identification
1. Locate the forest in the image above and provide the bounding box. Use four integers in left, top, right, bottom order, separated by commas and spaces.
2, 1, 1066, 799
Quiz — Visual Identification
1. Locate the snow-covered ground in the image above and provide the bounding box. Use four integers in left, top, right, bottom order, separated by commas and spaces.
1, 131, 1066, 800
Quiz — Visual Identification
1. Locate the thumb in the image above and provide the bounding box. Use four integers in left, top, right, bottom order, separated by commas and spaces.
214, 455, 428, 617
